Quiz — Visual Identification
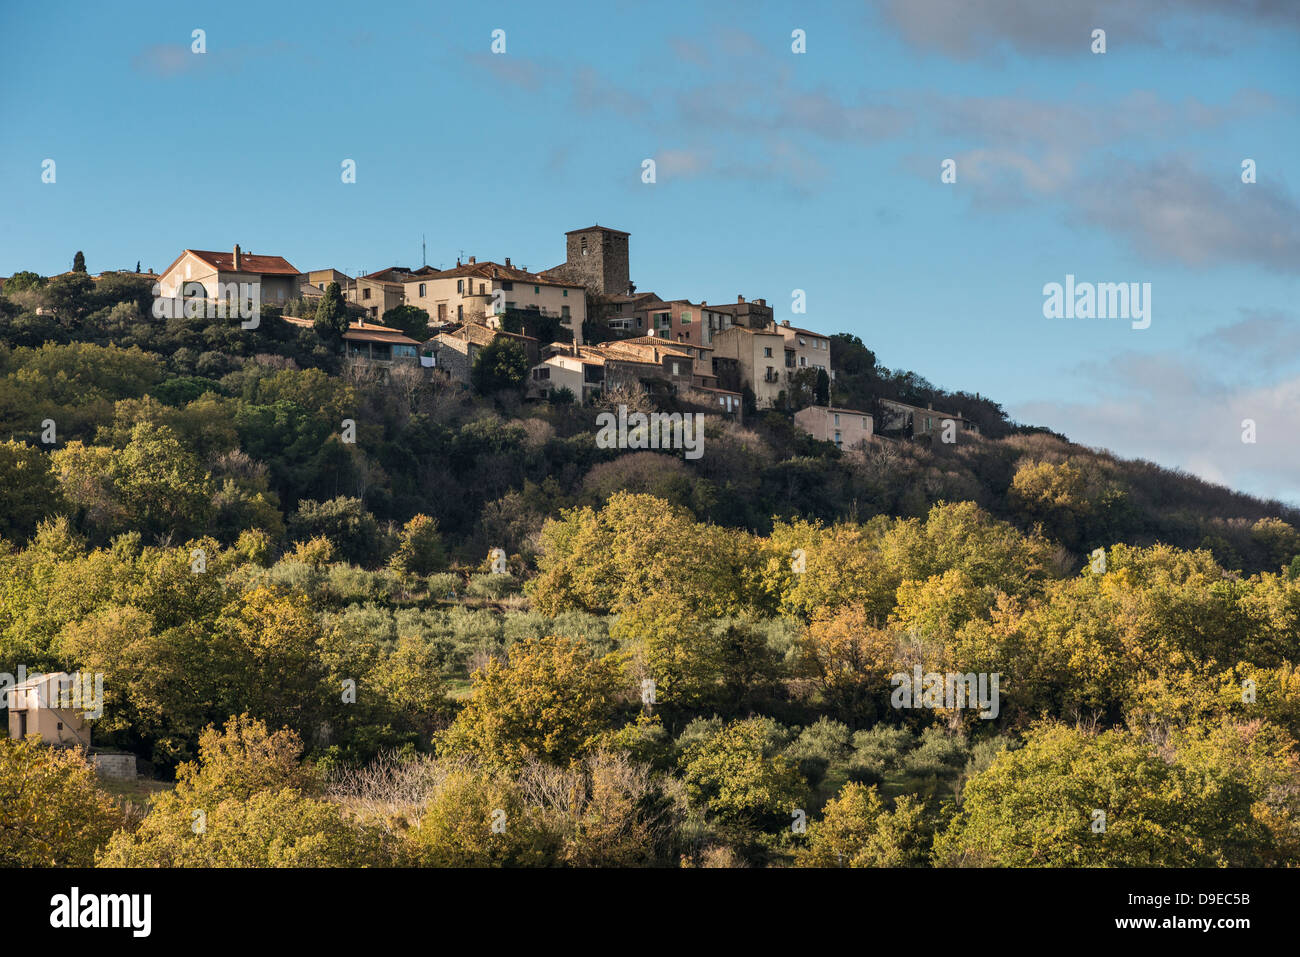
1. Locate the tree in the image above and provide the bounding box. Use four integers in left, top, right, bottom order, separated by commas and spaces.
0, 737, 122, 866
814, 367, 830, 406
313, 281, 350, 341
3, 271, 46, 295
798, 605, 895, 725
98, 715, 394, 866
381, 304, 430, 341
934, 722, 1268, 866
387, 513, 445, 577
289, 497, 383, 566
799, 782, 931, 867
0, 440, 62, 541
411, 766, 552, 867
471, 337, 530, 395
439, 634, 628, 768
72, 251, 87, 273
678, 718, 806, 831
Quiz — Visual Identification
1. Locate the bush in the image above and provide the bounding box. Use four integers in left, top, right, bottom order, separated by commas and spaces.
466, 573, 518, 600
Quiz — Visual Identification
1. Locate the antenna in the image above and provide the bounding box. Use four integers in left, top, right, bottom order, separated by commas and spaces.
422, 235, 426, 267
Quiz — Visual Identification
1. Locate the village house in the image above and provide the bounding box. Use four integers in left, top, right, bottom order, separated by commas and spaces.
429, 320, 540, 385
635, 299, 735, 348
601, 291, 662, 334
795, 405, 873, 452
158, 245, 299, 304
529, 348, 607, 403
777, 320, 832, 382
710, 294, 776, 331
282, 315, 420, 367
596, 337, 696, 394
404, 258, 584, 344
348, 267, 414, 319
876, 398, 980, 439
710, 324, 787, 409
301, 268, 352, 292
6, 672, 91, 748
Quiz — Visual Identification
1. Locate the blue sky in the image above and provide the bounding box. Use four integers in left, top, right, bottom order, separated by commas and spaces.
2, 0, 1298, 503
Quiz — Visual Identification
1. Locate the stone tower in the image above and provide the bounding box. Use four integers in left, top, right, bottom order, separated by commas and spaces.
562, 225, 630, 296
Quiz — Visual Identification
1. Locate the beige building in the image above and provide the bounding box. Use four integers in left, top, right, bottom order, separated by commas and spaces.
777, 321, 831, 380
795, 405, 873, 452
6, 672, 91, 748
302, 268, 352, 291
710, 325, 787, 409
530, 350, 606, 403
348, 267, 413, 320
404, 258, 585, 344
158, 245, 300, 305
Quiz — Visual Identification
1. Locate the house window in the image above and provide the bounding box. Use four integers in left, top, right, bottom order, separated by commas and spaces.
581, 237, 588, 255
479, 283, 486, 294
502, 281, 513, 291
562, 305, 570, 319
457, 280, 464, 293
763, 347, 772, 358
457, 305, 463, 320
862, 417, 869, 429
362, 288, 371, 300
798, 337, 806, 346
834, 414, 840, 426
800, 356, 807, 367
533, 285, 540, 294
563, 289, 568, 297
834, 431, 842, 447
681, 312, 691, 324
636, 318, 643, 328
437, 303, 447, 320
418, 283, 426, 297
671, 361, 680, 375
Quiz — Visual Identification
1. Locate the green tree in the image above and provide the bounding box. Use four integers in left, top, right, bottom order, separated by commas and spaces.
471, 337, 530, 395
439, 634, 627, 768
0, 440, 62, 541
313, 281, 350, 341
678, 718, 806, 830
381, 304, 430, 341
799, 782, 931, 867
934, 722, 1267, 867
0, 737, 122, 866
72, 251, 87, 273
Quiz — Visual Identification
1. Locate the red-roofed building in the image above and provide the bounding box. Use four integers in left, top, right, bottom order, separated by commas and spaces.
159, 245, 300, 305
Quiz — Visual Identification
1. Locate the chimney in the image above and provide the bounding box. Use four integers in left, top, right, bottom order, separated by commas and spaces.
505, 257, 511, 268
469, 256, 476, 264
233, 244, 242, 270
737, 294, 745, 303
781, 319, 791, 326
700, 300, 707, 307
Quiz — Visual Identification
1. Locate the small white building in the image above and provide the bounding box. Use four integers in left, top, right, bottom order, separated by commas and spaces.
5, 672, 91, 748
